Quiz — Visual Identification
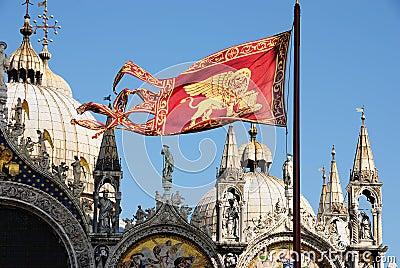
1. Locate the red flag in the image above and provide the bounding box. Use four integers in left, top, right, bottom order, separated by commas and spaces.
73, 31, 291, 137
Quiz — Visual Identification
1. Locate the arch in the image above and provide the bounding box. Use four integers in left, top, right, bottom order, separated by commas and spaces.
356, 186, 381, 206
237, 232, 342, 268
221, 184, 243, 202
106, 224, 222, 267
0, 181, 95, 268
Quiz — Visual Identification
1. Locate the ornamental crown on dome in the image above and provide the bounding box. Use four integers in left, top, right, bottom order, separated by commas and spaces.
4, 2, 101, 196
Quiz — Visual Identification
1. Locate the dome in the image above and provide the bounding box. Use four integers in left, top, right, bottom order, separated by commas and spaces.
4, 14, 100, 194
238, 123, 272, 173
192, 171, 315, 239
5, 82, 101, 193
8, 15, 43, 85
39, 43, 73, 97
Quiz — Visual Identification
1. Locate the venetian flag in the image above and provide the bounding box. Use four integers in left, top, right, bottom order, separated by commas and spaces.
72, 31, 291, 137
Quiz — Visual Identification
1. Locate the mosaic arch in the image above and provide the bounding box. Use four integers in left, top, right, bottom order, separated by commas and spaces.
118, 234, 212, 268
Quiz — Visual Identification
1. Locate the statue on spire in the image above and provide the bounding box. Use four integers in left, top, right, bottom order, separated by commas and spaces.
161, 145, 174, 183
283, 154, 293, 188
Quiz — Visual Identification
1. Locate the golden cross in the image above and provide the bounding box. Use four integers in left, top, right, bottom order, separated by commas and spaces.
33, 1, 61, 45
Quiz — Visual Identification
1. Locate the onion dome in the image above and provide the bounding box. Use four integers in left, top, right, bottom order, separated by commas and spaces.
238, 123, 272, 173
8, 15, 43, 84
5, 10, 100, 194
39, 44, 72, 97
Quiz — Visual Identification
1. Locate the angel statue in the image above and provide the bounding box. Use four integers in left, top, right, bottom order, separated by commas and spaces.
71, 155, 90, 184
36, 129, 53, 156
12, 98, 29, 125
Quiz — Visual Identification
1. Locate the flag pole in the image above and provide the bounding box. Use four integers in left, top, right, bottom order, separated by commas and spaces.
293, 1, 301, 268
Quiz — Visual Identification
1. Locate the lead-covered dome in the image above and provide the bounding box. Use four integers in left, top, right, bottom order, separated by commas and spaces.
191, 124, 316, 241
5, 14, 100, 194
238, 123, 272, 173
192, 171, 315, 240
5, 83, 100, 193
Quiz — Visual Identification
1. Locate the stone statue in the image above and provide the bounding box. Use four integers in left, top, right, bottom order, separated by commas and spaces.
155, 190, 162, 210
71, 155, 84, 183
275, 198, 286, 215
161, 145, 173, 183
36, 130, 47, 156
360, 211, 373, 240
224, 253, 237, 268
171, 191, 184, 207
122, 218, 134, 230
98, 191, 113, 233
81, 198, 93, 225
224, 199, 239, 238
52, 162, 69, 182
94, 245, 109, 268
0, 41, 9, 88
283, 155, 293, 188
12, 98, 23, 125
21, 137, 34, 157
179, 205, 192, 221
134, 205, 146, 224
145, 207, 155, 220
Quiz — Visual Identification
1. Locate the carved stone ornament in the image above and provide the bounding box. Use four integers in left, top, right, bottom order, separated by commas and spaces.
237, 233, 341, 268
0, 181, 95, 267
106, 203, 223, 267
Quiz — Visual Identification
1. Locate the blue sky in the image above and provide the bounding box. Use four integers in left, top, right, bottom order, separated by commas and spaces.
2, 0, 399, 261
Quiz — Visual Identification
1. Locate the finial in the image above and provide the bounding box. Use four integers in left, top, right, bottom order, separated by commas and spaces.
20, 3, 34, 37
356, 106, 365, 125
331, 145, 336, 160
33, 0, 61, 60
22, 0, 33, 17
248, 122, 258, 142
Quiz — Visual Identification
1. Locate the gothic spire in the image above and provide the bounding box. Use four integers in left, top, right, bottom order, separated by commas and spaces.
219, 124, 240, 175
317, 166, 327, 221
351, 109, 378, 182
95, 116, 121, 171
324, 146, 346, 215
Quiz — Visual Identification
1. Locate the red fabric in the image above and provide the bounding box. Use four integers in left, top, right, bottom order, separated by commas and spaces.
73, 31, 291, 137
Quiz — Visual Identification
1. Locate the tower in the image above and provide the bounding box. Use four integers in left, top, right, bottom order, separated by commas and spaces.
346, 110, 387, 267
92, 115, 123, 234
216, 124, 244, 243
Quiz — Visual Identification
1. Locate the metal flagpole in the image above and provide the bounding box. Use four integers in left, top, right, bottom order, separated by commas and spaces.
293, 1, 301, 268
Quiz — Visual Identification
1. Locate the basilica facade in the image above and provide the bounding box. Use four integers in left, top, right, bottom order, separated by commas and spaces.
0, 4, 395, 268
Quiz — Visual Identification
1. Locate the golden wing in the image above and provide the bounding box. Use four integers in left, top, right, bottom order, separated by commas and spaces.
80, 156, 90, 173
22, 99, 29, 120
43, 129, 54, 149
183, 68, 252, 104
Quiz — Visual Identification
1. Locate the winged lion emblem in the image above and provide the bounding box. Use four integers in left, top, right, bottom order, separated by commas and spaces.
181, 68, 262, 128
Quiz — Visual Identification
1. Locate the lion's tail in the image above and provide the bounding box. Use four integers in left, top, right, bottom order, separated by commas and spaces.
180, 97, 198, 109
